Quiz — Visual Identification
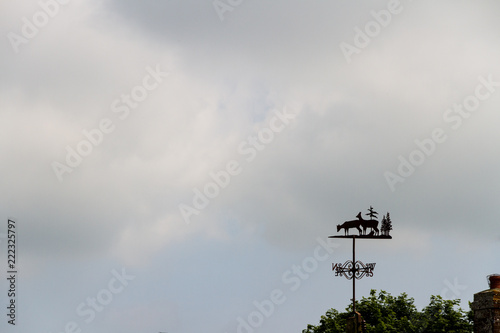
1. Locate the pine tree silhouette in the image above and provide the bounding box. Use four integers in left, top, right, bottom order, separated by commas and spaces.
366, 206, 379, 220
385, 212, 392, 235
381, 215, 388, 236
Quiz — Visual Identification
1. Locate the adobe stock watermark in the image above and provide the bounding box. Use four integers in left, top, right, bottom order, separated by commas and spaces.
7, 0, 72, 54
440, 277, 467, 300
51, 64, 169, 182
226, 237, 339, 333
49, 267, 135, 333
213, 0, 244, 22
413, 277, 468, 333
384, 74, 499, 192
178, 106, 299, 224
339, 0, 410, 64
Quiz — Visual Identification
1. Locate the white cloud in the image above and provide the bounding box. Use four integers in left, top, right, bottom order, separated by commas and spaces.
2, 1, 500, 332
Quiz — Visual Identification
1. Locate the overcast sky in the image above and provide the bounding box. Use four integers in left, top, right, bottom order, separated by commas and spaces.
1, 0, 500, 332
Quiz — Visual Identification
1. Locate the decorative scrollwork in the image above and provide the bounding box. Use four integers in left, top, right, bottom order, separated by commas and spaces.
332, 261, 375, 280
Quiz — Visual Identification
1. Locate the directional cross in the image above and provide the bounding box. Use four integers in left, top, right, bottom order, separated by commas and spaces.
332, 260, 376, 280
328, 234, 387, 316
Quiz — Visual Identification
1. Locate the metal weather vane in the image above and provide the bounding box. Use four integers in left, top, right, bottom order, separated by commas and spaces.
334, 206, 392, 238
329, 207, 393, 332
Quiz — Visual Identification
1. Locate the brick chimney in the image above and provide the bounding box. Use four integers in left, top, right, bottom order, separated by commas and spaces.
472, 275, 500, 333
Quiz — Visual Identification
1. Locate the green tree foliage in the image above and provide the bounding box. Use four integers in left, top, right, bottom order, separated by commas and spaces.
303, 290, 472, 333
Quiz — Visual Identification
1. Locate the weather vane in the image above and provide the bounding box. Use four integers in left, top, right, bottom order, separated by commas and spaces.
329, 206, 393, 332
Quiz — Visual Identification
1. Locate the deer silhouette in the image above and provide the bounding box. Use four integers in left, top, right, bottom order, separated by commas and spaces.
356, 212, 379, 236
337, 219, 362, 236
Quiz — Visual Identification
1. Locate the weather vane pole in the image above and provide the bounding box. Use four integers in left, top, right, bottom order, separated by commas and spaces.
329, 206, 393, 332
